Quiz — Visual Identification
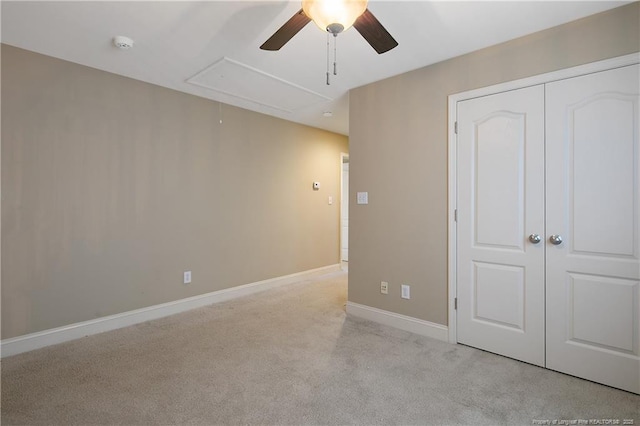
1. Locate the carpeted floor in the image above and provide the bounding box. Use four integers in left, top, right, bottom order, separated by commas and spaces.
1, 270, 638, 425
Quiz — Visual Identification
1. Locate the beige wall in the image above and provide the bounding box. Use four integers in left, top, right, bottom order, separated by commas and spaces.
348, 3, 640, 325
1, 45, 348, 339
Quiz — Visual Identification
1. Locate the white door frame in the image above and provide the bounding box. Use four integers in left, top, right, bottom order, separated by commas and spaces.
340, 152, 349, 265
447, 52, 640, 344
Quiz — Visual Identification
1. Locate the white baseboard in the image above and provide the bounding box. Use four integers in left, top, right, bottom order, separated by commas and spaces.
346, 302, 449, 342
1, 264, 341, 358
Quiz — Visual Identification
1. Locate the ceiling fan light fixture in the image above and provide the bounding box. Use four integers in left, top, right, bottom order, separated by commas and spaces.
302, 0, 368, 34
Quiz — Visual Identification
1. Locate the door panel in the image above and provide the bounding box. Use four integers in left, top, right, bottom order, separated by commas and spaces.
457, 85, 545, 367
474, 112, 527, 251
473, 262, 525, 330
545, 64, 640, 393
568, 273, 637, 353
570, 94, 637, 256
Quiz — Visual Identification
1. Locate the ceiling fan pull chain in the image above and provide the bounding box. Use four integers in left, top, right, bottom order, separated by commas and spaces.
333, 33, 338, 76
326, 32, 331, 85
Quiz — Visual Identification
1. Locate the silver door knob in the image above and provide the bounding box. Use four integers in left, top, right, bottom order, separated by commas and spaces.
528, 234, 541, 244
549, 234, 563, 245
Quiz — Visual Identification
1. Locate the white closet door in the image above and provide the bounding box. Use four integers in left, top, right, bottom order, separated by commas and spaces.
457, 85, 546, 366
545, 64, 640, 393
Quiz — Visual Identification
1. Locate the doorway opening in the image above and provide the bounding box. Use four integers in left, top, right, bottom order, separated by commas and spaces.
340, 153, 349, 268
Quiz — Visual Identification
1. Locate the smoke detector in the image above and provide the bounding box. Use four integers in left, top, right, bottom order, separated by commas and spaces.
113, 36, 134, 50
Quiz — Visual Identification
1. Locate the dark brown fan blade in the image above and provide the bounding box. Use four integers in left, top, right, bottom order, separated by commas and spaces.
260, 9, 311, 51
353, 8, 398, 54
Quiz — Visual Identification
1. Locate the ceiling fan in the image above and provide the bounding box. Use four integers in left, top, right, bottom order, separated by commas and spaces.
260, 0, 398, 54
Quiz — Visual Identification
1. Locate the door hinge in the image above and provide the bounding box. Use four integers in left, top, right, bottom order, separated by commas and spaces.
454, 209, 457, 222
454, 121, 458, 134
454, 297, 457, 310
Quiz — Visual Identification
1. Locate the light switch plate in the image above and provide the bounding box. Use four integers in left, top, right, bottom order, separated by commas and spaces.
183, 271, 192, 284
356, 192, 368, 205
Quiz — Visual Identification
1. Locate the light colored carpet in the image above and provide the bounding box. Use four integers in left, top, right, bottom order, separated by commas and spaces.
1, 271, 638, 425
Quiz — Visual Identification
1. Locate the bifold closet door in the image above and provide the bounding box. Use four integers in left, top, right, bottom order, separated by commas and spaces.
456, 85, 546, 367
545, 64, 640, 394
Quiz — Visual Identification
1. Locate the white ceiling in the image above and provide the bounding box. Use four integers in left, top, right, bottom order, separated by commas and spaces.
1, 1, 628, 135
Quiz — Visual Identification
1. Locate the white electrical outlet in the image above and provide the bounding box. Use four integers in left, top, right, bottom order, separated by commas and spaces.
401, 284, 410, 299
183, 271, 192, 284
381, 281, 389, 295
